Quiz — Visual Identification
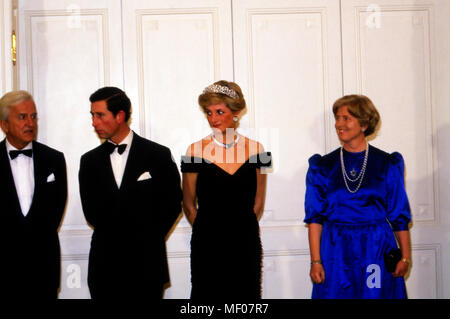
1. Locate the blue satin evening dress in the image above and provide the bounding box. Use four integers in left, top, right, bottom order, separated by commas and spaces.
304, 144, 411, 299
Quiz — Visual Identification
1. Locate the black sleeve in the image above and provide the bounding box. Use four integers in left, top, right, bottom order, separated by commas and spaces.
155, 149, 182, 237
79, 154, 98, 228
54, 152, 68, 230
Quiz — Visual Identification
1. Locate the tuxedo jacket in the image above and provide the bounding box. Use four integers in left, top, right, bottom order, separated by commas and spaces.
79, 132, 182, 297
0, 139, 67, 297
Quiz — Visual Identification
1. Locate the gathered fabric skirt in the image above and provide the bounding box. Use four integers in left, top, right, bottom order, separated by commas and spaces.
312, 220, 407, 299
190, 209, 262, 300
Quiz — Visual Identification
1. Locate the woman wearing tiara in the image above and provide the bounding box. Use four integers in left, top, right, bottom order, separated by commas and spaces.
304, 95, 412, 299
181, 80, 271, 299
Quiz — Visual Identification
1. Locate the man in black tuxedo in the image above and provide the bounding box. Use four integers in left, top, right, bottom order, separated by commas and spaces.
79, 87, 182, 299
0, 90, 67, 299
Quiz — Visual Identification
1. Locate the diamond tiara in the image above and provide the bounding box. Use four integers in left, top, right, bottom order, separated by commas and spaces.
202, 84, 238, 99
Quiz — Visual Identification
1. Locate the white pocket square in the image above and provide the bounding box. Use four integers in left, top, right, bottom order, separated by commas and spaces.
137, 171, 152, 181
47, 173, 56, 182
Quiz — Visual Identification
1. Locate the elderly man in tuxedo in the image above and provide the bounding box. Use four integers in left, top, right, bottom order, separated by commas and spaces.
79, 87, 182, 299
0, 90, 67, 299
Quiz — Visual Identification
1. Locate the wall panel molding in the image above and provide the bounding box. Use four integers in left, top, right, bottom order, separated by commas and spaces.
353, 5, 434, 92
408, 243, 441, 298
244, 7, 331, 134
355, 5, 437, 224
134, 8, 222, 137
232, 6, 344, 265
22, 9, 110, 94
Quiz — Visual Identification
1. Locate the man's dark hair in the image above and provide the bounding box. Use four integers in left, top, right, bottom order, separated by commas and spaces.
89, 87, 131, 122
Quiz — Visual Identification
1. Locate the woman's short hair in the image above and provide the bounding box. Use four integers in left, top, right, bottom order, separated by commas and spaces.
198, 80, 246, 113
332, 94, 380, 137
0, 90, 34, 121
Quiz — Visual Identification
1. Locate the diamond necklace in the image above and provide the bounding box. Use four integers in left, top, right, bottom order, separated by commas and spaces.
211, 132, 240, 149
340, 143, 369, 193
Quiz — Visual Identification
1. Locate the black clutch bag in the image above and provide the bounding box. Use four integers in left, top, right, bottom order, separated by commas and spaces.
384, 248, 402, 273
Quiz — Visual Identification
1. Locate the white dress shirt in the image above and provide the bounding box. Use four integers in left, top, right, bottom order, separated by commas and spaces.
108, 130, 133, 188
6, 140, 34, 216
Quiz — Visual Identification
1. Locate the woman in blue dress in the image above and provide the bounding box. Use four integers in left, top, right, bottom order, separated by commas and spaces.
304, 94, 412, 299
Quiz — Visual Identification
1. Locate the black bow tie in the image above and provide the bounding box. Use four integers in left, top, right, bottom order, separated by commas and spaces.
9, 149, 33, 160
105, 142, 127, 155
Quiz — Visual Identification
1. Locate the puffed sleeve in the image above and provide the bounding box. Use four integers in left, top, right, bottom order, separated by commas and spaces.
180, 156, 204, 173
386, 152, 412, 231
304, 154, 327, 225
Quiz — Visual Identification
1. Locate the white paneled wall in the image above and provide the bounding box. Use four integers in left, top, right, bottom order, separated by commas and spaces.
122, 0, 234, 161
342, 1, 436, 223
341, 0, 450, 298
16, 0, 126, 299
232, 0, 343, 298
6, 0, 450, 299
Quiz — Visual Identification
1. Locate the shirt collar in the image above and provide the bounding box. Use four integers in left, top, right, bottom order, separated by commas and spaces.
107, 130, 133, 150
5, 139, 33, 152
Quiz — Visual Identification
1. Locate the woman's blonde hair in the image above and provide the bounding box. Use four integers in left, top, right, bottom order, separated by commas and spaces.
198, 80, 246, 113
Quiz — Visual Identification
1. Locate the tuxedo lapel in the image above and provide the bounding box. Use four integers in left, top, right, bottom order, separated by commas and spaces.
28, 141, 46, 216
0, 139, 23, 217
99, 141, 120, 192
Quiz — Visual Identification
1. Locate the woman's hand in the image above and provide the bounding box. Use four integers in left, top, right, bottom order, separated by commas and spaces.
308, 223, 324, 284
392, 259, 410, 277
182, 172, 198, 226
393, 231, 411, 277
310, 263, 325, 284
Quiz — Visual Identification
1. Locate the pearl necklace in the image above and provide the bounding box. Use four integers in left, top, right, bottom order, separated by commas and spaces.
211, 132, 240, 149
340, 143, 369, 193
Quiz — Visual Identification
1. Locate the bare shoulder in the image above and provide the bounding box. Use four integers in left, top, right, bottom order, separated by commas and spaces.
185, 140, 202, 157
243, 136, 265, 157
185, 135, 213, 157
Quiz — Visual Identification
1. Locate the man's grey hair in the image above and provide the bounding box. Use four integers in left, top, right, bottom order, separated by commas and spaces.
0, 90, 34, 121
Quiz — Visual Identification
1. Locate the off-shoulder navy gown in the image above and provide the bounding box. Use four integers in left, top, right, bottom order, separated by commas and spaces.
304, 145, 411, 299
181, 152, 271, 299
